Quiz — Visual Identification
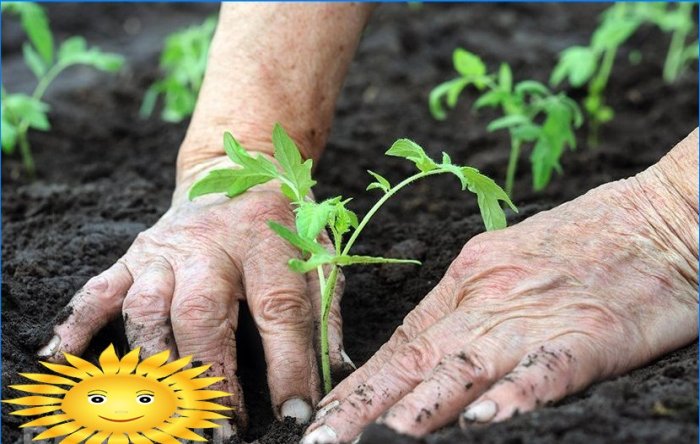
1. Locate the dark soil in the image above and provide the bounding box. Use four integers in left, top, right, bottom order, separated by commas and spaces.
2, 3, 697, 444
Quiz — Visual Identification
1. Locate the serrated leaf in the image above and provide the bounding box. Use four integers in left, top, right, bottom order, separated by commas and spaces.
222, 132, 279, 177
460, 167, 517, 231
58, 38, 124, 72
453, 48, 486, 77
514, 80, 549, 97
15, 3, 53, 64
487, 114, 530, 132
385, 139, 438, 173
498, 63, 512, 92
188, 168, 272, 200
5, 94, 50, 131
295, 200, 334, 241
428, 77, 468, 120
268, 222, 326, 256
366, 170, 391, 193
329, 199, 358, 235
22, 43, 46, 79
272, 123, 316, 202
550, 46, 596, 87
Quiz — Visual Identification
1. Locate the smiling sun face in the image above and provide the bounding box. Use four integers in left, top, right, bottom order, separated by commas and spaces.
4, 345, 231, 443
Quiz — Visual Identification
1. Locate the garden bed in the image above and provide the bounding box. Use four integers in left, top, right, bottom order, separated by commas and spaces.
2, 4, 697, 443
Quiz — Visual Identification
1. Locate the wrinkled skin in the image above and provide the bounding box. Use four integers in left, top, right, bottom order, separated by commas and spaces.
38, 158, 349, 431
303, 154, 698, 443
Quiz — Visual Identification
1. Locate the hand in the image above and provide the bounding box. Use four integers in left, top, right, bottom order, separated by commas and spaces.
37, 156, 351, 433
302, 156, 698, 442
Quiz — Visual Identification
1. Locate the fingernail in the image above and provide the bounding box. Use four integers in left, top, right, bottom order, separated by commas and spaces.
315, 400, 340, 421
37, 335, 61, 357
281, 398, 312, 424
300, 425, 338, 444
341, 349, 356, 369
462, 400, 498, 424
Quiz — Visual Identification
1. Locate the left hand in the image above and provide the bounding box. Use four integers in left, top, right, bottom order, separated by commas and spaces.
301, 159, 698, 443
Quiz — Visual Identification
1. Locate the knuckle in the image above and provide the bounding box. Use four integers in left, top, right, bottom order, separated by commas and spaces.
392, 336, 439, 382
122, 287, 169, 317
171, 294, 225, 326
255, 290, 313, 327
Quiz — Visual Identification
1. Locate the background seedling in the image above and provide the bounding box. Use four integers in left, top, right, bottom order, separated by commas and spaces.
190, 124, 516, 392
551, 3, 698, 147
1, 2, 124, 175
140, 16, 217, 123
430, 49, 582, 197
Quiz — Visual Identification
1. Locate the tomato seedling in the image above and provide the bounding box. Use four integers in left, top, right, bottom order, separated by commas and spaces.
1, 2, 124, 176
190, 124, 516, 393
551, 3, 698, 147
140, 17, 217, 123
430, 49, 582, 197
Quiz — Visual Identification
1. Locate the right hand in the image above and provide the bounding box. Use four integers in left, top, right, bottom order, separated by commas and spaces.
37, 155, 350, 431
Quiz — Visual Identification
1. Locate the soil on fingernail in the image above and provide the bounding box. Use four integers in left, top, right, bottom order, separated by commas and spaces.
2, 3, 697, 444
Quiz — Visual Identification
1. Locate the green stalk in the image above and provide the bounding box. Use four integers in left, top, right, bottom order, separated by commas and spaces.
663, 3, 692, 83
504, 137, 520, 198
587, 46, 618, 147
15, 62, 68, 176
341, 169, 443, 256
320, 266, 339, 394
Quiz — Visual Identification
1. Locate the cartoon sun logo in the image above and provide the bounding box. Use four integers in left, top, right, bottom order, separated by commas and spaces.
4, 344, 230, 443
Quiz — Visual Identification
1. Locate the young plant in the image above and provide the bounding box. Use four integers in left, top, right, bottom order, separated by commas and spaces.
430, 49, 582, 197
190, 124, 516, 393
140, 16, 217, 123
551, 3, 698, 147
1, 2, 124, 175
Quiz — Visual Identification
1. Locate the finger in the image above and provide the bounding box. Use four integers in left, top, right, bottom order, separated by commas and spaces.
38, 262, 133, 360
122, 258, 177, 358
316, 276, 458, 411
460, 340, 592, 426
378, 337, 523, 436
304, 311, 475, 444
170, 255, 246, 431
244, 236, 319, 424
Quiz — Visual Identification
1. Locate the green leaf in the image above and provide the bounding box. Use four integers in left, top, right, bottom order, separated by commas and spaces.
1, 114, 18, 153
460, 167, 517, 231
385, 139, 438, 173
429, 77, 468, 120
22, 43, 46, 79
139, 84, 161, 118
550, 46, 596, 87
498, 63, 512, 92
188, 168, 273, 200
530, 100, 578, 191
15, 3, 54, 64
486, 114, 530, 132
295, 200, 334, 241
453, 48, 486, 78
511, 123, 541, 142
328, 199, 358, 236
272, 123, 316, 202
57, 36, 87, 61
288, 253, 335, 273
366, 170, 391, 193
474, 90, 506, 109
223, 132, 279, 177
58, 38, 124, 72
514, 80, 549, 97
268, 221, 327, 256
4, 94, 50, 131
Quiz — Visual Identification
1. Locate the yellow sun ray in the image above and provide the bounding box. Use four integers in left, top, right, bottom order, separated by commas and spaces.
19, 413, 71, 428
175, 409, 229, 420
127, 431, 152, 444
59, 427, 95, 444
3, 395, 61, 406
40, 362, 93, 380
107, 432, 129, 444
135, 350, 170, 376
117, 347, 141, 374
64, 353, 103, 376
157, 420, 207, 441
9, 384, 68, 395
146, 356, 192, 379
98, 345, 120, 375
9, 405, 62, 416
5, 344, 233, 443
19, 373, 76, 386
35, 420, 82, 440
142, 428, 181, 444
177, 399, 231, 411
85, 430, 110, 444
